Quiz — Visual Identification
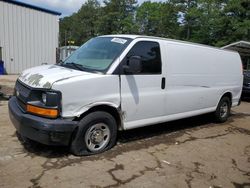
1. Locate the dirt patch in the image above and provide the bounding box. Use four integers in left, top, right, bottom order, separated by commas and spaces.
0, 85, 14, 95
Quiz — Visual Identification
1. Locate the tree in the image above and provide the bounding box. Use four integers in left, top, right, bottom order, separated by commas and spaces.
177, 0, 198, 40
136, 2, 163, 35
60, 0, 100, 45
136, 1, 180, 38
188, 0, 225, 45
97, 0, 138, 34
179, 0, 250, 46
215, 0, 250, 46
160, 1, 182, 38
59, 15, 77, 46
59, 0, 250, 47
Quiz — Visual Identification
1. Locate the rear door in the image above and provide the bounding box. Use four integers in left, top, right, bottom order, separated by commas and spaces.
119, 40, 166, 129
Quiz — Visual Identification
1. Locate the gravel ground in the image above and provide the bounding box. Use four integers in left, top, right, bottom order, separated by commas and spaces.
0, 101, 250, 188
0, 75, 18, 97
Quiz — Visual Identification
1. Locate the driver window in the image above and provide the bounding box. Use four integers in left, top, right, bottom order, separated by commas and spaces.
124, 41, 162, 74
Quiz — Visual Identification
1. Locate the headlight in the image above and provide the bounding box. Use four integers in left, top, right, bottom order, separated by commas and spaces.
26, 90, 61, 118
40, 91, 60, 107
42, 93, 47, 104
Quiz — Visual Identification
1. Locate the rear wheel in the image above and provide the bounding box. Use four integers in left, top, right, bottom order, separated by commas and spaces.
214, 97, 231, 123
70, 111, 117, 156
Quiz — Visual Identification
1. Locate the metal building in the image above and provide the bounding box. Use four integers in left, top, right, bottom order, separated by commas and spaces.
0, 0, 61, 74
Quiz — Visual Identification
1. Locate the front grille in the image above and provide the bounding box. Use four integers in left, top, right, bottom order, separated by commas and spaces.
16, 81, 30, 98
15, 81, 31, 111
17, 98, 27, 111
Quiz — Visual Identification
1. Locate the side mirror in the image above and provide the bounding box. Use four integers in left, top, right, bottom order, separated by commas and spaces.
123, 56, 142, 74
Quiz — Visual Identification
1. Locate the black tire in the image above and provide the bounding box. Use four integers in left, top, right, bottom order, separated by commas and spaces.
70, 111, 117, 156
214, 97, 231, 123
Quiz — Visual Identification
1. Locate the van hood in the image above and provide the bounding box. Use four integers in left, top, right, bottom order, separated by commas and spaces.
18, 65, 92, 89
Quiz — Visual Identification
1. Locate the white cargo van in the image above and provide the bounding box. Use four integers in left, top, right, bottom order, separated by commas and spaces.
9, 35, 243, 155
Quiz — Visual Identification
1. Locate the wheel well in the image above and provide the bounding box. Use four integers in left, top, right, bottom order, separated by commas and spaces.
74, 105, 122, 129
221, 92, 232, 106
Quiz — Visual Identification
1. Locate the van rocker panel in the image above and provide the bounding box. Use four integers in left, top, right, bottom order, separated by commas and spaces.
9, 97, 77, 146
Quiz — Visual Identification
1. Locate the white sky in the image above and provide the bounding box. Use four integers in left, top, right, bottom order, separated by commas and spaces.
21, 0, 163, 17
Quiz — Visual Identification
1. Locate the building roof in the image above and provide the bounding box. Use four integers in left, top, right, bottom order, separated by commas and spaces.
222, 41, 250, 57
1, 0, 61, 16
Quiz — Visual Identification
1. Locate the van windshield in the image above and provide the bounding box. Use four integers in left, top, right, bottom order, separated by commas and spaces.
62, 37, 131, 73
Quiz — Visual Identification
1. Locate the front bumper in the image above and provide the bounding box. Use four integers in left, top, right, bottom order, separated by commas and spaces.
8, 97, 77, 146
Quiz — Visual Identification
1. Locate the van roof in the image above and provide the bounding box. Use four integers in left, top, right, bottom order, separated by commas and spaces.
101, 34, 238, 54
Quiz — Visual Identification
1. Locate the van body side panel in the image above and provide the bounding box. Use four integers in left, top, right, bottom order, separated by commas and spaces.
164, 42, 242, 116
52, 75, 120, 118
122, 39, 242, 130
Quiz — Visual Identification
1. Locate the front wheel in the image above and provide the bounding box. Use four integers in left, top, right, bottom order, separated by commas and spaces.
214, 97, 231, 123
70, 111, 117, 156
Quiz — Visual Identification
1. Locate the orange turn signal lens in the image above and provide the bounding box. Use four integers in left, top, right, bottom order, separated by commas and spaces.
27, 104, 58, 118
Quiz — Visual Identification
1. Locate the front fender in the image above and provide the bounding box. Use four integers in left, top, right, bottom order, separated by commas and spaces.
74, 102, 120, 117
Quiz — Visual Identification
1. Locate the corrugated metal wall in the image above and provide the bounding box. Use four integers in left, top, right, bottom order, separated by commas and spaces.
0, 1, 59, 74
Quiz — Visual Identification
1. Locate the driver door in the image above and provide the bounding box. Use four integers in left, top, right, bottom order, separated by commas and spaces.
120, 40, 166, 129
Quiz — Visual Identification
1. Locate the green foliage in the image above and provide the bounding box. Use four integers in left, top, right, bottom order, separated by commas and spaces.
59, 0, 250, 47
97, 0, 138, 34
136, 2, 163, 35
135, 1, 181, 38
59, 0, 100, 46
215, 0, 250, 46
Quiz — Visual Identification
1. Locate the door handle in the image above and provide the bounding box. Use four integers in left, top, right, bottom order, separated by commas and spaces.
161, 77, 166, 89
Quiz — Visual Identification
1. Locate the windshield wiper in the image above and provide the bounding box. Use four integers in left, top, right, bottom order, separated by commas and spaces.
60, 62, 103, 74
63, 62, 86, 71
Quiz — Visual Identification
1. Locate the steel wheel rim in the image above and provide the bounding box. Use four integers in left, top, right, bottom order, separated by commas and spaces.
85, 123, 111, 152
220, 102, 228, 118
